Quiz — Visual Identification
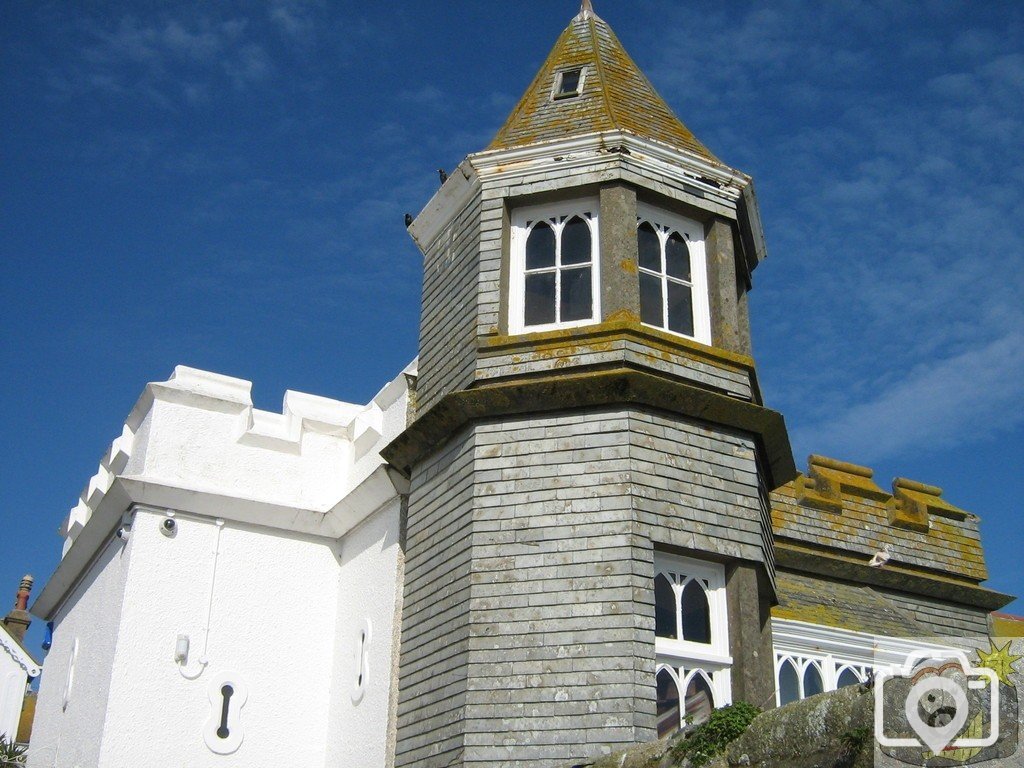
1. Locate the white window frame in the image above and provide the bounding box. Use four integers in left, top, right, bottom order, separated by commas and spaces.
636, 202, 711, 345
551, 66, 587, 100
509, 198, 601, 335
770, 618, 959, 707
654, 553, 732, 730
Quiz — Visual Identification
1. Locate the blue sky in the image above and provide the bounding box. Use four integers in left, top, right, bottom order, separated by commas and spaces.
2, 0, 1021, 660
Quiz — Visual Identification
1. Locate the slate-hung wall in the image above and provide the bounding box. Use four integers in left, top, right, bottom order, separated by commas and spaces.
466, 410, 652, 764
392, 405, 776, 765
881, 591, 991, 637
416, 194, 483, 415
395, 427, 477, 767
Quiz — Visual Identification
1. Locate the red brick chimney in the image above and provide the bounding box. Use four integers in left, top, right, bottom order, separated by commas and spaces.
2, 575, 33, 644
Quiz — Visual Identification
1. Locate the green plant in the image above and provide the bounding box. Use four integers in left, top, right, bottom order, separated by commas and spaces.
670, 702, 762, 767
838, 726, 871, 767
0, 735, 27, 767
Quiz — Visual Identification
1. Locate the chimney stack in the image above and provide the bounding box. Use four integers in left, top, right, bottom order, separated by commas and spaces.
2, 575, 33, 644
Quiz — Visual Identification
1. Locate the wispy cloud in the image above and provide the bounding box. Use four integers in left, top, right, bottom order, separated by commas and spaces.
790, 328, 1024, 463
640, 0, 1024, 464
50, 12, 276, 105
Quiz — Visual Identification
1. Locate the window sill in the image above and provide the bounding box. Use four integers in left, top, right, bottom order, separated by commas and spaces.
641, 322, 711, 347
511, 317, 599, 336
655, 640, 732, 666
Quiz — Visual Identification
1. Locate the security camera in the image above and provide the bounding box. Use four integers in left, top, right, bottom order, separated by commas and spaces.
116, 526, 130, 541
161, 518, 177, 537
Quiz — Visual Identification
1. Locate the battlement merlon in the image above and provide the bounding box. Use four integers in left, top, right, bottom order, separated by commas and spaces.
35, 362, 416, 621
770, 454, 1013, 612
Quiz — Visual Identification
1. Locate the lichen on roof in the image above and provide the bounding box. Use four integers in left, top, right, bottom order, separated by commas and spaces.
772, 570, 926, 636
771, 454, 989, 584
488, 6, 718, 161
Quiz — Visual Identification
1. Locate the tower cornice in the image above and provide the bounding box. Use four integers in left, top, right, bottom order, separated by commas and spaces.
409, 130, 767, 276
382, 366, 796, 490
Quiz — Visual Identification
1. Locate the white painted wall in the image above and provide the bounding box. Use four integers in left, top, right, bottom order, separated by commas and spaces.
327, 498, 403, 767
28, 538, 131, 768
97, 509, 341, 768
30, 363, 414, 768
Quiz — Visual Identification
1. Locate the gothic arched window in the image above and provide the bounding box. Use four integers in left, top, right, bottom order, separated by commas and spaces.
653, 553, 731, 736
683, 670, 716, 726
778, 658, 800, 706
511, 200, 600, 333
636, 203, 710, 344
656, 667, 681, 738
802, 663, 824, 698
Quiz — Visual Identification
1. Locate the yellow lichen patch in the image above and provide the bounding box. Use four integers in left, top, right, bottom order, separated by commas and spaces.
619, 258, 637, 274
991, 613, 1024, 638
486, 11, 718, 162
478, 319, 755, 371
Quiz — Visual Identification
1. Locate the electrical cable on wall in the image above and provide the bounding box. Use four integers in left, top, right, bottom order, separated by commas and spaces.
178, 518, 225, 680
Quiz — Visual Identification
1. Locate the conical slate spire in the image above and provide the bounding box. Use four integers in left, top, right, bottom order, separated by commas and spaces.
488, 9, 717, 161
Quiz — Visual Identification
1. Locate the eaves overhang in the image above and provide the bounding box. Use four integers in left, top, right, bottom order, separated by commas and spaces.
383, 366, 795, 490
409, 130, 768, 274
775, 541, 1015, 612
32, 466, 408, 621
0, 623, 41, 677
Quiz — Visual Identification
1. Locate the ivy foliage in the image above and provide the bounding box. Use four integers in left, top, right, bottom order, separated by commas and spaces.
669, 701, 762, 767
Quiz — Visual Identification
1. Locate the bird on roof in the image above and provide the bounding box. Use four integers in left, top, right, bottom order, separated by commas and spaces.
868, 546, 891, 568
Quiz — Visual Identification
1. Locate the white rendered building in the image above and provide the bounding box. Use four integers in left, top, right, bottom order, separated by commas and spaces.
28, 364, 413, 768
27, 3, 1014, 767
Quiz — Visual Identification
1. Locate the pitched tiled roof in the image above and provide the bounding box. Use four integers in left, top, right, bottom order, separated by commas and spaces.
773, 570, 926, 636
488, 7, 717, 161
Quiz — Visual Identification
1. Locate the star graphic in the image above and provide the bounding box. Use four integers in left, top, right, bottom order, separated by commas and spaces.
976, 639, 1022, 687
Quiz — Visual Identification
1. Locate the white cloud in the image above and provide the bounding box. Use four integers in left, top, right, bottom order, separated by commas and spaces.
56, 12, 274, 105
790, 328, 1024, 463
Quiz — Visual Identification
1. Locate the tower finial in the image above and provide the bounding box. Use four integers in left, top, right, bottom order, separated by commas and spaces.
578, 0, 595, 19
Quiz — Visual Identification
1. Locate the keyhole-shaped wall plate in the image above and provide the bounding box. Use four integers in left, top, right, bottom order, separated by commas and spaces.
203, 671, 247, 754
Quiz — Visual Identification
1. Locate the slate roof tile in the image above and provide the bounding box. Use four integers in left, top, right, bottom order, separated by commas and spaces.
488, 8, 717, 161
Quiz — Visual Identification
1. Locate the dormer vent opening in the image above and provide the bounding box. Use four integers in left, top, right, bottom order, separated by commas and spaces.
552, 67, 585, 100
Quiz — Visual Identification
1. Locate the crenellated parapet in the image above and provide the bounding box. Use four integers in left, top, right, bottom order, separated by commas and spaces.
772, 454, 987, 584
57, 363, 416, 560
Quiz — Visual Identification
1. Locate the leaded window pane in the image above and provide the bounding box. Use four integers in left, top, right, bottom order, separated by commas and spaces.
666, 232, 691, 281
638, 222, 660, 272
525, 222, 556, 270
654, 573, 676, 639
560, 267, 592, 322
803, 665, 824, 698
680, 580, 711, 644
561, 216, 591, 264
837, 668, 861, 688
524, 273, 556, 326
656, 669, 681, 738
640, 272, 663, 326
666, 281, 694, 337
778, 660, 800, 706
684, 674, 715, 725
